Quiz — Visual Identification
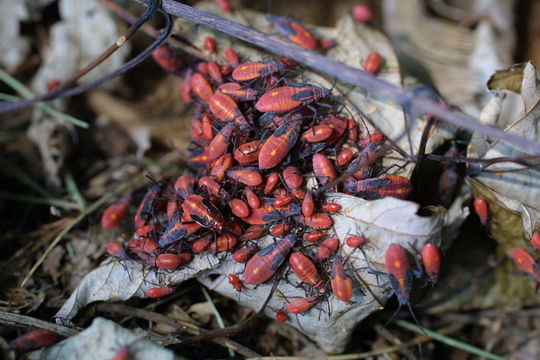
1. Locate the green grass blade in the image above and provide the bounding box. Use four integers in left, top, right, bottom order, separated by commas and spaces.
393, 319, 506, 360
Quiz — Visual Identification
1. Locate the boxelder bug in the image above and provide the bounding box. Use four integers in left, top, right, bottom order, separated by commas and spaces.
283, 166, 303, 189
209, 91, 248, 127
512, 248, 540, 282
302, 191, 314, 217
316, 237, 338, 261
229, 198, 250, 218
474, 198, 489, 225
191, 73, 214, 104
152, 45, 184, 75
208, 122, 238, 160
244, 234, 298, 285
288, 296, 320, 314
384, 244, 424, 329
232, 61, 281, 82
258, 114, 302, 169
229, 274, 243, 292
147, 287, 175, 298
10, 329, 58, 351
233, 245, 258, 262
204, 36, 216, 53
305, 231, 325, 242
421, 243, 441, 285
531, 232, 540, 250
211, 153, 234, 182
218, 82, 257, 102
312, 153, 337, 186
353, 5, 374, 23
107, 241, 128, 260
289, 252, 325, 290
275, 308, 287, 322
134, 182, 165, 229
331, 255, 353, 302
255, 85, 330, 113
227, 167, 263, 186
224, 48, 239, 66
268, 15, 318, 50
364, 52, 382, 75
101, 193, 132, 229
182, 194, 226, 233
344, 175, 412, 200
207, 62, 223, 84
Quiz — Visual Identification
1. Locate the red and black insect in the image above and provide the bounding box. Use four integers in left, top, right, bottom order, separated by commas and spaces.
255, 85, 330, 113
224, 48, 239, 66
474, 198, 489, 226
268, 15, 319, 50
209, 90, 249, 127
331, 255, 353, 302
384, 244, 423, 328
421, 243, 441, 285
344, 175, 412, 200
10, 329, 58, 351
352, 4, 374, 23
101, 193, 132, 229
244, 234, 298, 285
204, 36, 216, 53
531, 232, 540, 250
364, 52, 382, 75
147, 286, 175, 298
229, 274, 243, 292
513, 247, 540, 282
218, 82, 257, 102
288, 296, 320, 314
208, 122, 238, 160
232, 61, 281, 82
191, 73, 214, 104
275, 308, 287, 322
289, 252, 325, 291
258, 114, 302, 169
152, 44, 184, 75
313, 153, 337, 186
227, 167, 264, 186
182, 194, 226, 233
134, 182, 165, 229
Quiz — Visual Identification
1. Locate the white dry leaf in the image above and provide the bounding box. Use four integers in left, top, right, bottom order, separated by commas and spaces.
468, 62, 540, 237
31, 0, 130, 95
0, 0, 31, 71
30, 317, 177, 360
383, 0, 514, 116
57, 195, 444, 353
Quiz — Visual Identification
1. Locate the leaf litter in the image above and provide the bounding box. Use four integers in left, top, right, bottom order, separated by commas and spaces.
53, 0, 474, 355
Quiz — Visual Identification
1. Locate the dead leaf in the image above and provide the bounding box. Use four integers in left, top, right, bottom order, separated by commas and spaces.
29, 317, 176, 360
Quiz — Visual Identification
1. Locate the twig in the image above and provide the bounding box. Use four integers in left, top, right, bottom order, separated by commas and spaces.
96, 303, 261, 358
375, 324, 416, 360
98, 0, 209, 61
148, 0, 540, 154
0, 311, 79, 337
201, 285, 235, 357
393, 319, 506, 360
0, 1, 169, 113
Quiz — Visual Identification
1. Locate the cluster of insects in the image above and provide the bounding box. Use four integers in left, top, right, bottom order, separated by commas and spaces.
100, 8, 441, 327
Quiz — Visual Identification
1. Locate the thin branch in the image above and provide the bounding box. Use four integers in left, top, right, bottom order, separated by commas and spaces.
99, 0, 209, 61
0, 1, 168, 113
0, 311, 79, 337
150, 0, 540, 154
